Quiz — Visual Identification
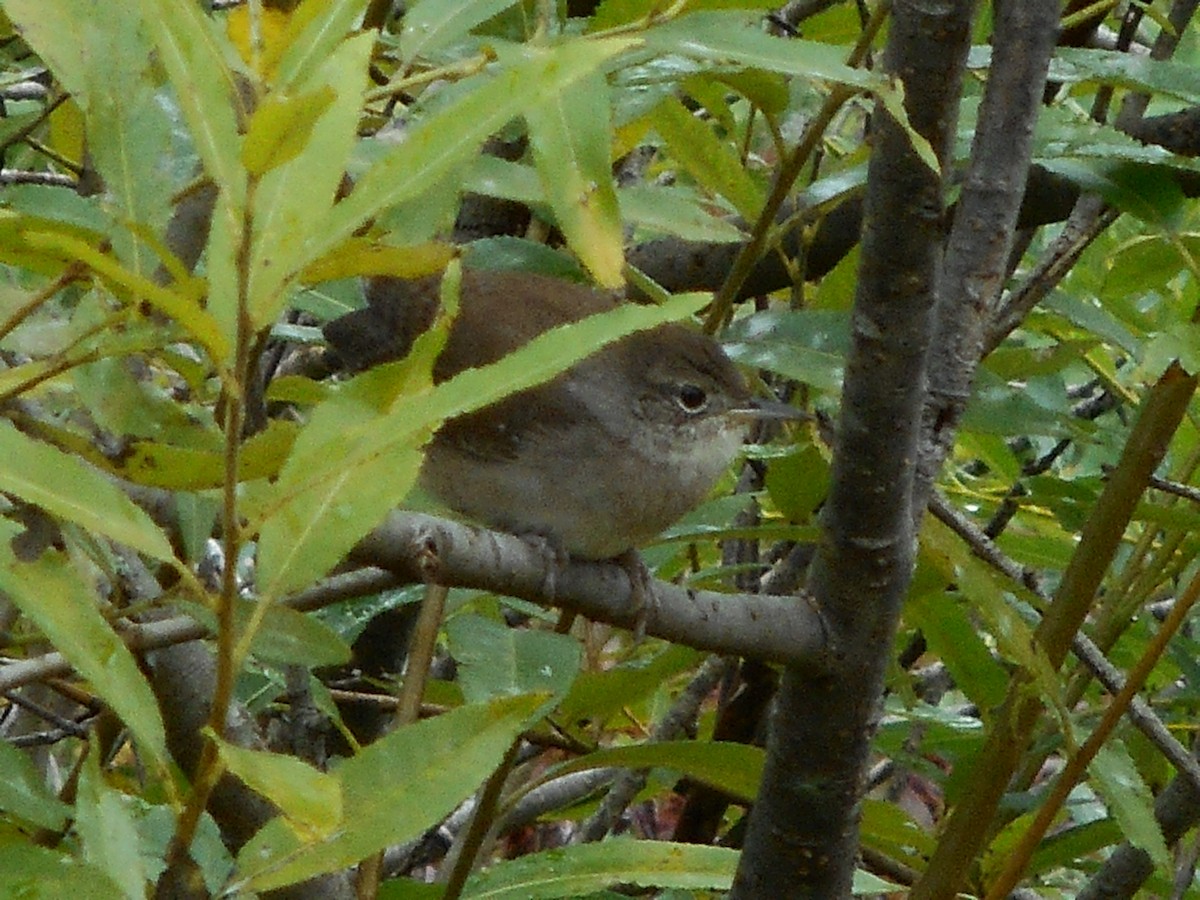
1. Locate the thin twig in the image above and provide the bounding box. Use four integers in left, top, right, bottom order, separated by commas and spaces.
928, 492, 1200, 797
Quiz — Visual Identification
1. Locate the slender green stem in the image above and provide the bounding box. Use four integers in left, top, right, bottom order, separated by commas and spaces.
162, 176, 258, 872
443, 740, 522, 900
703, 0, 890, 333
397, 583, 450, 725
983, 563, 1200, 900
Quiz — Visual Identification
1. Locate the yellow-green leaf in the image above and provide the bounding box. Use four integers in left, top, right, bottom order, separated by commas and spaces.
0, 421, 174, 561
300, 240, 455, 284
313, 37, 639, 264
526, 70, 624, 288
652, 95, 764, 222
241, 86, 337, 176
235, 693, 545, 891
212, 732, 342, 840
0, 522, 168, 772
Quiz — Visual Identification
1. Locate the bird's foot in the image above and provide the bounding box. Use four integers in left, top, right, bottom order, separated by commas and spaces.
615, 549, 656, 641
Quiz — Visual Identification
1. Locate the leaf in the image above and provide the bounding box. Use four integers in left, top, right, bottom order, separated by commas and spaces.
0, 421, 174, 561
211, 732, 342, 839
19, 226, 228, 362
0, 844, 125, 900
460, 840, 739, 898
875, 77, 941, 177
723, 308, 850, 393
241, 87, 337, 176
544, 741, 765, 804
619, 183, 747, 243
140, 0, 244, 201
0, 739, 71, 831
651, 95, 764, 222
643, 12, 876, 89
142, 0, 247, 355
526, 69, 624, 287
559, 643, 701, 728
274, 0, 371, 89
446, 615, 581, 705
77, 743, 150, 900
5, 0, 174, 276
246, 32, 373, 329
763, 442, 830, 524
117, 419, 299, 491
1088, 742, 1171, 870
1049, 46, 1200, 106
313, 36, 639, 264
301, 240, 456, 284
906, 590, 1008, 713
180, 598, 352, 667
397, 0, 520, 63
0, 522, 168, 773
234, 693, 545, 892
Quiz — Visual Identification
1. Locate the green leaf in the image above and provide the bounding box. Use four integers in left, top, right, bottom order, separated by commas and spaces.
140, 0, 244, 201
1049, 46, 1200, 106
212, 732, 342, 839
860, 798, 936, 870
234, 693, 545, 892
460, 840, 739, 898
0, 739, 71, 831
651, 95, 764, 222
0, 844, 125, 900
14, 226, 227, 361
273, 0, 371, 89
446, 614, 581, 704
1089, 741, 1171, 870
559, 643, 701, 728
0, 522, 168, 773
876, 77, 941, 176
620, 183, 747, 243
526, 69, 624, 287
545, 740, 765, 804
5, 0, 173, 277
142, 0, 247, 357
116, 419, 299, 491
723, 308, 850, 393
643, 12, 877, 89
461, 154, 545, 207
906, 590, 1008, 713
396, 0, 520, 63
178, 597, 352, 667
242, 87, 337, 176
0, 421, 174, 561
247, 32, 373, 329
77, 743, 150, 900
302, 240, 456, 284
764, 442, 830, 524
313, 36, 639, 263
924, 516, 1072, 733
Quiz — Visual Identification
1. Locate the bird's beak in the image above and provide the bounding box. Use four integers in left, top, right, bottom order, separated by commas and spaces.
730, 397, 808, 422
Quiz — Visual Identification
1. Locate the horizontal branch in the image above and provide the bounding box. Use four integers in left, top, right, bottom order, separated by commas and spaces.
353, 512, 826, 668
0, 515, 823, 695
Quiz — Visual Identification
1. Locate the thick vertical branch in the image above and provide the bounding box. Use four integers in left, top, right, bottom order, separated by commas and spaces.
730, 3, 975, 896
916, 0, 1060, 510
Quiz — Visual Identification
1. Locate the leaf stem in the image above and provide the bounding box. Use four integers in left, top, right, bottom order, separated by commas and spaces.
983, 563, 1200, 899
162, 175, 258, 872
703, 0, 890, 333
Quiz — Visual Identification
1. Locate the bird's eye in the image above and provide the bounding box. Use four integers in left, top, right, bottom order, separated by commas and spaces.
676, 383, 709, 413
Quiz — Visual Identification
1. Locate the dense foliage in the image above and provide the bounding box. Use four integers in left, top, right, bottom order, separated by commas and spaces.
0, 1, 1199, 898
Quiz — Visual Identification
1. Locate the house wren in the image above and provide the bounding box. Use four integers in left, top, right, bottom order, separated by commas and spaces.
324, 268, 773, 560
